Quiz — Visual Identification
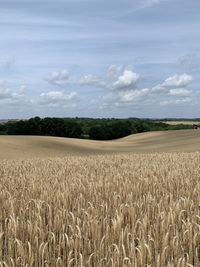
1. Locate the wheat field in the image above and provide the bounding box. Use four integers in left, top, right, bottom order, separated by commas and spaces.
161, 121, 198, 125
1, 130, 200, 160
0, 152, 200, 266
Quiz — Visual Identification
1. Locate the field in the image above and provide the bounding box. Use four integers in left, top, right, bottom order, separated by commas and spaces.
1, 129, 200, 160
0, 130, 200, 266
161, 121, 198, 125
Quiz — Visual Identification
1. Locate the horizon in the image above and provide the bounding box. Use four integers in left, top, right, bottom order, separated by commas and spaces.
0, 0, 199, 118
1, 116, 200, 121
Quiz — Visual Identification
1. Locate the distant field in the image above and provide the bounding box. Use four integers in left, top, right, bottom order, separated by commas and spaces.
0, 129, 200, 159
1, 153, 200, 266
161, 120, 198, 125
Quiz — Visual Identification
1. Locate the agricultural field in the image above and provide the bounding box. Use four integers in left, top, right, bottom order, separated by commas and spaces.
160, 121, 199, 125
0, 130, 200, 266
0, 153, 200, 266
1, 129, 200, 160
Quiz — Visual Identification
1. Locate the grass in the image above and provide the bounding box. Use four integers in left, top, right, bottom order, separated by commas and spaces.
0, 153, 200, 266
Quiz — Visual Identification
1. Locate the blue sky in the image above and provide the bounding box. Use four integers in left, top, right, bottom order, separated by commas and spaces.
0, 0, 200, 118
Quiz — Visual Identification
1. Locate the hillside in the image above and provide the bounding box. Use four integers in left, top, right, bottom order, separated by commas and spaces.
0, 129, 200, 159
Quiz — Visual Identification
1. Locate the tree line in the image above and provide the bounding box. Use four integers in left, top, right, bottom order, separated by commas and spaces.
0, 117, 193, 140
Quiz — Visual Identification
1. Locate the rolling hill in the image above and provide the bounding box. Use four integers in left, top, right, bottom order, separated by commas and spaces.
0, 129, 200, 159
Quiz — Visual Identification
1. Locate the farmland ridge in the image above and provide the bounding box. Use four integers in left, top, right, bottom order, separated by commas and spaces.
0, 129, 200, 159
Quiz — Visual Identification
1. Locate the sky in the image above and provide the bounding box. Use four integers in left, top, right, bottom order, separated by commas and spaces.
0, 0, 200, 119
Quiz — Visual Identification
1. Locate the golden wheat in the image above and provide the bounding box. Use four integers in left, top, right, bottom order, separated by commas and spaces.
0, 153, 200, 266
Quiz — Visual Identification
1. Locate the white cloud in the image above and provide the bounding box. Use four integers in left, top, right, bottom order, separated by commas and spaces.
101, 87, 151, 110
160, 98, 192, 106
101, 70, 194, 109
0, 81, 30, 107
151, 84, 163, 93
11, 85, 27, 99
79, 67, 140, 92
45, 70, 69, 86
106, 65, 122, 80
40, 90, 77, 107
152, 74, 193, 92
163, 74, 193, 88
119, 88, 150, 102
99, 67, 148, 108
113, 70, 140, 90
169, 88, 191, 97
79, 74, 106, 88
